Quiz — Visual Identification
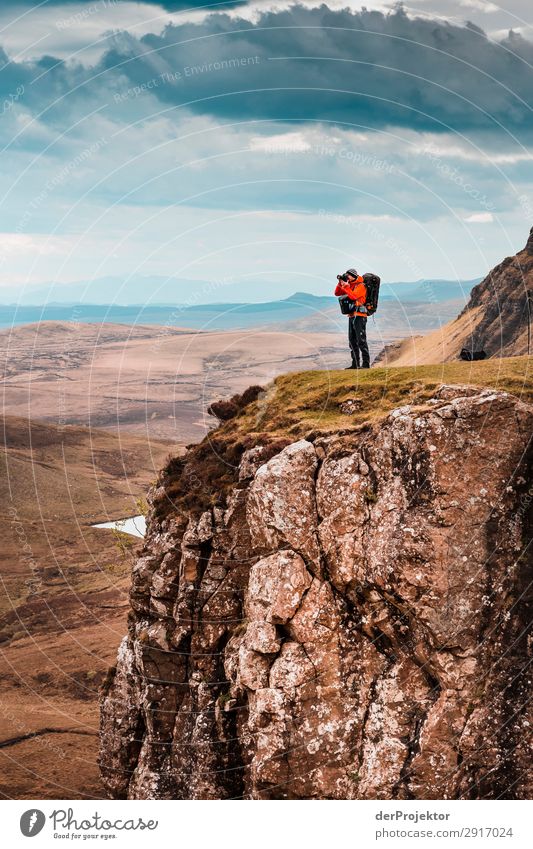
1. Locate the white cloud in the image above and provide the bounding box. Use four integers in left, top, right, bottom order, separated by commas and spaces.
0, 2, 175, 63
452, 0, 499, 12
0, 232, 69, 254
249, 131, 312, 153
414, 136, 533, 164
463, 212, 494, 222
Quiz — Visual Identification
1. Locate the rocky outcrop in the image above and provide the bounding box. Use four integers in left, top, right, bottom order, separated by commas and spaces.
375, 226, 533, 365
100, 386, 533, 799
459, 227, 533, 357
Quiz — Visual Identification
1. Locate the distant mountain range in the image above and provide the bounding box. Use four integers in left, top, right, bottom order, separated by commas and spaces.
0, 275, 480, 307
0, 280, 478, 330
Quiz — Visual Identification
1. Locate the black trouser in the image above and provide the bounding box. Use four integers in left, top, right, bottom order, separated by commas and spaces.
348, 315, 370, 367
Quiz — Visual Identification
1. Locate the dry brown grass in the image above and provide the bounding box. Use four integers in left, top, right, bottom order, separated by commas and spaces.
155, 355, 533, 519
224, 355, 533, 441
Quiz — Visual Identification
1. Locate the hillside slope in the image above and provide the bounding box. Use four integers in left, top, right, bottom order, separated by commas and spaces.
0, 416, 170, 799
100, 362, 533, 799
377, 228, 533, 366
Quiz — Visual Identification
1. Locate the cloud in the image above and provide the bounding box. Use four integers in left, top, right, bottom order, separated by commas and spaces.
33, 0, 248, 10
249, 130, 312, 152
94, 5, 533, 135
0, 1, 530, 289
463, 211, 494, 222
147, 0, 248, 7
140, 0, 248, 7
2, 5, 533, 138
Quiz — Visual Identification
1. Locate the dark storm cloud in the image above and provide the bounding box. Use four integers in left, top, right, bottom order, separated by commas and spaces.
104, 4, 533, 134
2, 4, 533, 136
12, 0, 248, 9
129, 0, 247, 7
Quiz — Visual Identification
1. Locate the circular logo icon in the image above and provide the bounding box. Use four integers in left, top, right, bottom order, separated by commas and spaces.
20, 810, 46, 837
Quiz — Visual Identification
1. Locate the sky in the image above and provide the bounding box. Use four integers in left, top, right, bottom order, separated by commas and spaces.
0, 0, 532, 302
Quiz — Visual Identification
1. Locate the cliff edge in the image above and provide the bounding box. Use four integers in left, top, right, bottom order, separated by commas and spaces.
99, 381, 533, 800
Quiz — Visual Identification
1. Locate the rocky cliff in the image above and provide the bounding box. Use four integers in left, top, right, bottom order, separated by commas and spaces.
99, 384, 533, 800
460, 227, 533, 357
376, 227, 533, 366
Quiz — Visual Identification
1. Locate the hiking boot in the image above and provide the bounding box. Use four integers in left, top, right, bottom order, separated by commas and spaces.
361, 363, 370, 369
345, 363, 360, 369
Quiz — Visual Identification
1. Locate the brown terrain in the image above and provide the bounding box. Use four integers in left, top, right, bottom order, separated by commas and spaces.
377, 228, 533, 366
0, 321, 349, 443
0, 293, 466, 444
0, 314, 401, 800
100, 364, 533, 799
0, 317, 377, 799
0, 415, 171, 799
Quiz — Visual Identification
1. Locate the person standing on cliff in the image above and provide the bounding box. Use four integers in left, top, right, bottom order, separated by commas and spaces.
335, 268, 371, 369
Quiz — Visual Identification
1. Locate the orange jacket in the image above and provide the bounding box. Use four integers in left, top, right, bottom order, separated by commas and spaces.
334, 276, 367, 317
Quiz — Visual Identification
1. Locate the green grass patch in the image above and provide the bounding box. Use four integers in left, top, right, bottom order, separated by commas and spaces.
223, 356, 533, 442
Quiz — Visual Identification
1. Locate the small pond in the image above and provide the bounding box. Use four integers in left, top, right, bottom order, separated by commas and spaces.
92, 515, 146, 538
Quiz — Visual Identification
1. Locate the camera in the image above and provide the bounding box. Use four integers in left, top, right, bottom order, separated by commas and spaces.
337, 273, 349, 283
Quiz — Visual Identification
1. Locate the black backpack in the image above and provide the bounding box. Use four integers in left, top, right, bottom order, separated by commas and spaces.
363, 273, 381, 315
460, 348, 487, 361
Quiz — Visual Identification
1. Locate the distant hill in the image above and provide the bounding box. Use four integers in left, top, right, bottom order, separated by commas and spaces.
0, 279, 479, 331
377, 229, 533, 365
0, 273, 478, 306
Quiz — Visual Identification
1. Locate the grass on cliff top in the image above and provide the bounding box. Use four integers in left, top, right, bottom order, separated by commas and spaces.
220, 355, 533, 442
155, 355, 533, 517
